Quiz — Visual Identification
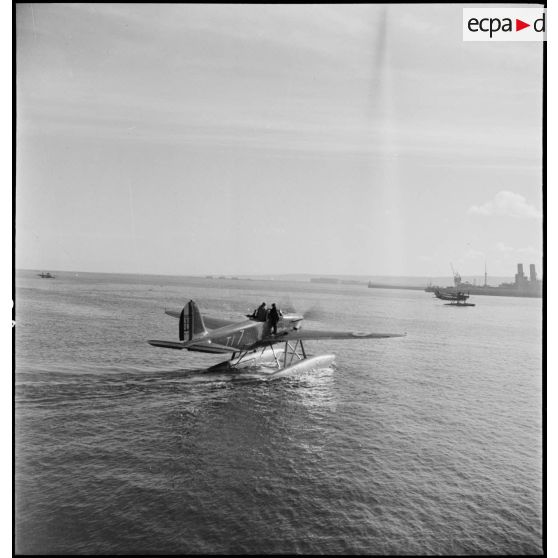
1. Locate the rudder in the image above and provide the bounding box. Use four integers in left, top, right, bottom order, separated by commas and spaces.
179, 300, 208, 341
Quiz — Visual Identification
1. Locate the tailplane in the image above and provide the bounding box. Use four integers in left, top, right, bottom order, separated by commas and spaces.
179, 300, 209, 341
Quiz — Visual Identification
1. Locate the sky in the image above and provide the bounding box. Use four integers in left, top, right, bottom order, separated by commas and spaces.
15, 3, 544, 279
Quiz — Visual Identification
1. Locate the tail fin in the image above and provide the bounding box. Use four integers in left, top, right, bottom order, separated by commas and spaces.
179, 300, 208, 341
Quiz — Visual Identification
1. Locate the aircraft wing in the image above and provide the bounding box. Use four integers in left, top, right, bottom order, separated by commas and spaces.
263, 329, 406, 343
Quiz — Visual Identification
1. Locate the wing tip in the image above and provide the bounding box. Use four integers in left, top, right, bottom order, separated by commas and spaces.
351, 331, 406, 338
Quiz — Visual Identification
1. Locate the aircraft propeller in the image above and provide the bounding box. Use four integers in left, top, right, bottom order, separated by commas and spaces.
278, 298, 329, 323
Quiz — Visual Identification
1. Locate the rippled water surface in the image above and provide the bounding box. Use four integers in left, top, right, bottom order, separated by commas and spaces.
15, 271, 543, 554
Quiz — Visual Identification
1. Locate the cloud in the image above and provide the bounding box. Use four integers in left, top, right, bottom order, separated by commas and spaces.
495, 242, 542, 260
468, 191, 541, 219
495, 241, 513, 252
464, 248, 484, 259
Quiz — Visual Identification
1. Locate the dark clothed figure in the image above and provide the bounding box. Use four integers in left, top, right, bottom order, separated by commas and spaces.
254, 303, 267, 322
268, 303, 282, 334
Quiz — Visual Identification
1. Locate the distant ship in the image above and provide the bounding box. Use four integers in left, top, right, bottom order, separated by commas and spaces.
424, 263, 542, 299
37, 272, 56, 279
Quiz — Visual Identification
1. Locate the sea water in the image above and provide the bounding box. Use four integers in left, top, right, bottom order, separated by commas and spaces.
15, 271, 543, 554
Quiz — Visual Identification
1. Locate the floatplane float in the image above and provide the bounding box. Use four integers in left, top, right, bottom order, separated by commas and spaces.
149, 300, 405, 376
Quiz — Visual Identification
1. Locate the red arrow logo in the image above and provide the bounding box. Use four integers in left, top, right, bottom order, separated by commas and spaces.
516, 19, 530, 31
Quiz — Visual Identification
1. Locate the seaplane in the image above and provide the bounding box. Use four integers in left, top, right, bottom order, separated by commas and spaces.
149, 300, 405, 377
37, 272, 55, 279
433, 289, 475, 307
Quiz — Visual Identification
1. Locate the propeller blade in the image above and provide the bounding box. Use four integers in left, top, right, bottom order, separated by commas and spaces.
301, 304, 330, 322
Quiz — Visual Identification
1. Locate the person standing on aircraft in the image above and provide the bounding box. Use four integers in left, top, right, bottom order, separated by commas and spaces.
254, 302, 267, 321
268, 303, 282, 335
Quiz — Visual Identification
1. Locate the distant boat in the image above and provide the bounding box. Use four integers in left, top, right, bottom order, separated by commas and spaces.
425, 263, 542, 298
38, 272, 56, 279
433, 288, 475, 307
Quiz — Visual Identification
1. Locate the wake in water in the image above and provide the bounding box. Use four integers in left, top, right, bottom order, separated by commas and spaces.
145, 362, 337, 385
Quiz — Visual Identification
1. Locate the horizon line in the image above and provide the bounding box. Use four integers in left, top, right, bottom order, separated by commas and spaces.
15, 268, 519, 280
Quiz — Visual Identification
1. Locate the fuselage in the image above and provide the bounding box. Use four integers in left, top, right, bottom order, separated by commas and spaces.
204, 313, 303, 351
